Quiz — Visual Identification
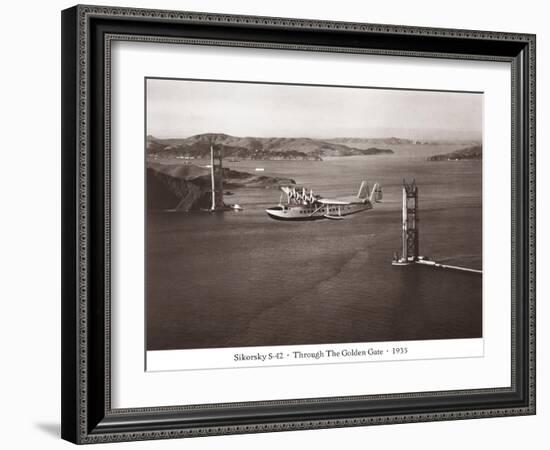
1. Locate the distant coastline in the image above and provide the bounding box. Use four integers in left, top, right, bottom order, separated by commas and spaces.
427, 145, 482, 162
147, 133, 398, 161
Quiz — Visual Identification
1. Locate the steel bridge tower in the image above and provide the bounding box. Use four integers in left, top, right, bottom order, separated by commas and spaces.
209, 145, 224, 211
393, 179, 419, 264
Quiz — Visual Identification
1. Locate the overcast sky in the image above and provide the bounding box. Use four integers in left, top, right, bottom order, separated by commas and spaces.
146, 78, 482, 141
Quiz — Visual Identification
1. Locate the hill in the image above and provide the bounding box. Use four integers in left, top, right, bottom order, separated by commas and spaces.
147, 162, 295, 211
146, 133, 395, 161
427, 145, 482, 161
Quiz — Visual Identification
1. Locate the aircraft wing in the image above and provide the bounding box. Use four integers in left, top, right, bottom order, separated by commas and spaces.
317, 198, 352, 205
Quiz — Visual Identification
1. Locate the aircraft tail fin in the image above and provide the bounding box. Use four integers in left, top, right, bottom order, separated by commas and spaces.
357, 180, 369, 199
369, 183, 383, 203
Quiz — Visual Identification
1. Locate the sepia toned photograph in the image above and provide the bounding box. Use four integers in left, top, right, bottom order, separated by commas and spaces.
145, 77, 483, 353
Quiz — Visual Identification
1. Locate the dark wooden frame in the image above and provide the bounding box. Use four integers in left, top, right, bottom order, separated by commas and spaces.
61, 4, 536, 444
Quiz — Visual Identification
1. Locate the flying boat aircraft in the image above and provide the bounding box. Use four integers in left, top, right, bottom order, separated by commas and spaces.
265, 181, 382, 221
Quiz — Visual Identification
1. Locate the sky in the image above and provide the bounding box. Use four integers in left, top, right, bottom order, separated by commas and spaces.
146, 78, 483, 141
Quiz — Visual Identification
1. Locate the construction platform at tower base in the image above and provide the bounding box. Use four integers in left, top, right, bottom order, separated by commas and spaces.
391, 255, 428, 266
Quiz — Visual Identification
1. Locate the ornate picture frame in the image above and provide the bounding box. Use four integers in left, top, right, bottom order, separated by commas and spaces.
61, 5, 535, 444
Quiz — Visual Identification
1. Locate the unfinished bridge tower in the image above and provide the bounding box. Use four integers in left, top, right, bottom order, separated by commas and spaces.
391, 180, 482, 273
392, 179, 419, 265
209, 145, 225, 211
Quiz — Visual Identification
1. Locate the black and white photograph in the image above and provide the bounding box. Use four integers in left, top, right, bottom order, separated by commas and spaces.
145, 78, 483, 356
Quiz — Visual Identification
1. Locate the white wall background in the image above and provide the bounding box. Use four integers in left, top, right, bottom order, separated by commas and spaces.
0, 0, 545, 448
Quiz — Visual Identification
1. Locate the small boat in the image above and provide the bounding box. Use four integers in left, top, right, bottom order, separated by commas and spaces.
255, 167, 265, 172
232, 204, 243, 211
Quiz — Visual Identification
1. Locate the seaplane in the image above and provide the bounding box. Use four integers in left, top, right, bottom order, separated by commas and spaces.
265, 181, 382, 221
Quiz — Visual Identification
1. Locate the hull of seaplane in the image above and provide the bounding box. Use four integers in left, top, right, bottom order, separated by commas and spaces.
265, 202, 372, 221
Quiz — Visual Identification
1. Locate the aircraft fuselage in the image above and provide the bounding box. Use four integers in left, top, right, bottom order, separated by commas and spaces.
266, 201, 372, 221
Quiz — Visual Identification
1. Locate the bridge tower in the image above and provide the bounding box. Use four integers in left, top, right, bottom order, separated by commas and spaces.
393, 179, 419, 265
209, 145, 224, 211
